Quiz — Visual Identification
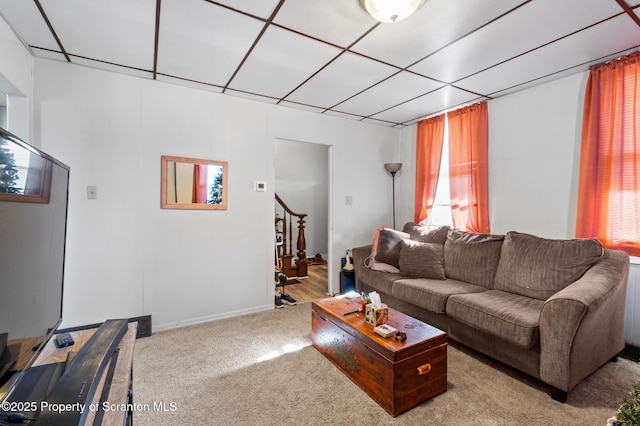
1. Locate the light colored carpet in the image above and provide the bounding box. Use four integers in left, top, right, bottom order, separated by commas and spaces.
132, 302, 639, 425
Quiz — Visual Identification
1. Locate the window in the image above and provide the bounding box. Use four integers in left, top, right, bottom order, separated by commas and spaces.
576, 51, 640, 256
424, 117, 453, 227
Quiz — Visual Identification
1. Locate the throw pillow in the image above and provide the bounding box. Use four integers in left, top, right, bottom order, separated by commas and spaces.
398, 239, 446, 279
494, 231, 604, 300
374, 228, 410, 269
444, 229, 505, 288
368, 226, 400, 272
402, 222, 450, 244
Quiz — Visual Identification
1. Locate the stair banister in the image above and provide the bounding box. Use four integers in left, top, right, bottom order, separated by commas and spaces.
275, 193, 308, 277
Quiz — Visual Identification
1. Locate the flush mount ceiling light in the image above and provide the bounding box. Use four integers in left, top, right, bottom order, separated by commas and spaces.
359, 0, 425, 23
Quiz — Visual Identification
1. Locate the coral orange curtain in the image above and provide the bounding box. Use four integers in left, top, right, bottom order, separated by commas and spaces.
192, 164, 208, 204
576, 51, 640, 256
414, 114, 445, 223
447, 101, 490, 233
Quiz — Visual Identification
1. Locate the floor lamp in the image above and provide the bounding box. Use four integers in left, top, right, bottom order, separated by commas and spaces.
384, 162, 402, 229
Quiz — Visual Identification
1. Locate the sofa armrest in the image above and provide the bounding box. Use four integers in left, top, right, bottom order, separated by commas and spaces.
352, 245, 372, 271
539, 249, 630, 392
352, 245, 372, 292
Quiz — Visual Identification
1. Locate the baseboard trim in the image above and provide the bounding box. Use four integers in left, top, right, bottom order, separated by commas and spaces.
152, 305, 273, 333
58, 315, 152, 339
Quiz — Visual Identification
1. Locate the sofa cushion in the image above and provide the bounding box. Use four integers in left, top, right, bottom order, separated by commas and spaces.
446, 290, 544, 349
494, 231, 604, 300
398, 239, 446, 279
393, 278, 487, 314
444, 229, 504, 288
402, 222, 450, 244
374, 228, 409, 269
355, 265, 401, 295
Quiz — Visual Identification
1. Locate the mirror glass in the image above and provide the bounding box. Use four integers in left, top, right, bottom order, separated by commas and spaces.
161, 155, 228, 210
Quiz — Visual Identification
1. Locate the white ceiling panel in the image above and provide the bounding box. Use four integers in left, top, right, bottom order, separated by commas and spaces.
1, 0, 639, 126
370, 86, 481, 124
286, 52, 397, 108
409, 0, 626, 83
0, 1, 58, 51
210, 0, 281, 20
30, 47, 68, 63
39, 0, 156, 71
336, 71, 444, 117
71, 58, 154, 80
157, 0, 264, 87
456, 14, 640, 96
229, 25, 341, 99
279, 100, 325, 114
352, 0, 526, 69
156, 74, 224, 94
274, 0, 374, 47
226, 89, 280, 105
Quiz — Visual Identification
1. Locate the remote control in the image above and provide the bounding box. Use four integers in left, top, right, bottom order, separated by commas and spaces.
55, 332, 75, 348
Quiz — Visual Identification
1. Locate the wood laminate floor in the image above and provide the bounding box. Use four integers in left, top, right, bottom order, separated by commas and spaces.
281, 263, 329, 304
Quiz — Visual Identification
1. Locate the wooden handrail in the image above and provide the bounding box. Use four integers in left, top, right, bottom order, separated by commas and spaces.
275, 193, 307, 219
275, 193, 308, 277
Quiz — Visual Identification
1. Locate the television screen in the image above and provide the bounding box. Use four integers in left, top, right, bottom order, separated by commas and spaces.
0, 127, 69, 401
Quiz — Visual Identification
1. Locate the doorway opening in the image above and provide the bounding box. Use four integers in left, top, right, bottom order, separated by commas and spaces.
274, 138, 330, 304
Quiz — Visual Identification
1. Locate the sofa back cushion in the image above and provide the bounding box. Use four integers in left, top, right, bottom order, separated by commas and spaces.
402, 222, 450, 244
444, 230, 504, 288
398, 239, 446, 279
494, 231, 604, 300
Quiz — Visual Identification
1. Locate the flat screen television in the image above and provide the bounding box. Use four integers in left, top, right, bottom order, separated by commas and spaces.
0, 127, 69, 407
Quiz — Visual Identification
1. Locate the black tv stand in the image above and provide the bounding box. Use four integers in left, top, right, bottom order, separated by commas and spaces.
1, 319, 137, 426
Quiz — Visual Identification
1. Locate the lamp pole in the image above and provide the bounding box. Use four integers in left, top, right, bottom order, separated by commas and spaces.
384, 163, 402, 230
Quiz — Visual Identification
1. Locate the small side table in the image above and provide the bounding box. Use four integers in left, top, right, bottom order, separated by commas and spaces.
340, 270, 355, 294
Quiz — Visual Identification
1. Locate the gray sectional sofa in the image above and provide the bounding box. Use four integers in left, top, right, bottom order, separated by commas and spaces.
352, 223, 630, 401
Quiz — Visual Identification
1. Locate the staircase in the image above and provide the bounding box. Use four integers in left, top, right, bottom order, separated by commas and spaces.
275, 193, 308, 278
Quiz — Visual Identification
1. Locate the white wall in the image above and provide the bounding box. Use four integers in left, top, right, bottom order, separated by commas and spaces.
31, 58, 397, 330
488, 72, 587, 238
275, 139, 329, 257
0, 16, 32, 140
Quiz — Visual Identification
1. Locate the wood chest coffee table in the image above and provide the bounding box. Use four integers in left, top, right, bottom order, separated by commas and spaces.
311, 297, 447, 416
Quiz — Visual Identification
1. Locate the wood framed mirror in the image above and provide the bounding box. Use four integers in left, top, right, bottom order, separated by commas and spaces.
161, 155, 228, 210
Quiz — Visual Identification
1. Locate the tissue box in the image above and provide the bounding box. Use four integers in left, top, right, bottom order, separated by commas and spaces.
365, 303, 388, 326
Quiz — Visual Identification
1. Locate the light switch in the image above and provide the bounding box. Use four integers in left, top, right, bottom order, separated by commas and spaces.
254, 181, 266, 192
345, 195, 353, 205
87, 186, 97, 200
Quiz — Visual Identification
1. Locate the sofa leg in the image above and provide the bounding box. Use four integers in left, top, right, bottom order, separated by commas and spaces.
610, 354, 619, 363
550, 387, 568, 403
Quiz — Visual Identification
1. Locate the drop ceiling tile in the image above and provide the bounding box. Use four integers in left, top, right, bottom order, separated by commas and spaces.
274, 0, 374, 47
30, 47, 68, 62
39, 0, 156, 71
336, 71, 444, 117
157, 0, 264, 87
156, 74, 224, 94
370, 86, 481, 124
0, 1, 59, 51
226, 88, 279, 104
352, 0, 526, 68
278, 100, 325, 114
286, 52, 398, 109
323, 108, 363, 119
409, 0, 627, 83
210, 0, 281, 20
72, 57, 154, 80
456, 14, 640, 96
229, 25, 341, 99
